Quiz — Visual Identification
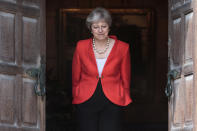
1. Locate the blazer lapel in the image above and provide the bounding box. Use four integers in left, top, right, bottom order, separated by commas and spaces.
88, 38, 99, 76
101, 37, 118, 76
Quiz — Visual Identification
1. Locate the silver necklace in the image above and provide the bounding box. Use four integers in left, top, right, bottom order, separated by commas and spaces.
92, 37, 110, 54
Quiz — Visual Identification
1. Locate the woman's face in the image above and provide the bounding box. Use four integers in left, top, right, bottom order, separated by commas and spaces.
91, 19, 109, 41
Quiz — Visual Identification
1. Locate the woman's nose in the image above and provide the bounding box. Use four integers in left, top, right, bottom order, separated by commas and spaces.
98, 27, 103, 32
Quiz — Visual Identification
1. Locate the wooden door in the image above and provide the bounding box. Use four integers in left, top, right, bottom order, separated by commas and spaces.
0, 0, 46, 131
168, 0, 197, 130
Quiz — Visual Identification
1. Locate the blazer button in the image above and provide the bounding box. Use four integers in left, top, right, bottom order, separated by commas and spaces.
101, 76, 104, 79
96, 76, 99, 79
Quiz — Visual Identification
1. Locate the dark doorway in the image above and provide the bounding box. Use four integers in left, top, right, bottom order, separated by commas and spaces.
46, 0, 168, 131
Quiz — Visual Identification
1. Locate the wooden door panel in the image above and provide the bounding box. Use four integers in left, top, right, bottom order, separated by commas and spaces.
184, 12, 193, 61
0, 11, 15, 63
183, 11, 194, 75
172, 17, 182, 65
173, 78, 184, 125
184, 75, 193, 122
0, 75, 16, 124
22, 17, 40, 66
169, 0, 195, 130
22, 79, 38, 126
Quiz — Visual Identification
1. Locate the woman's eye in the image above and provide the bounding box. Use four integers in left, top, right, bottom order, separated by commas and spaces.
93, 26, 98, 29
93, 27, 98, 30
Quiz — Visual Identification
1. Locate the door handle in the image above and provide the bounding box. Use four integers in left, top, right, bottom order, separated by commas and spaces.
165, 69, 180, 99
25, 57, 46, 96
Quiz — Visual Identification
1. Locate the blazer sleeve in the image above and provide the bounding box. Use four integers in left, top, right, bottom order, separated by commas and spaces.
120, 45, 131, 89
72, 42, 81, 89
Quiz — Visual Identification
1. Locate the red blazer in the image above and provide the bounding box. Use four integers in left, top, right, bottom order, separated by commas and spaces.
72, 35, 132, 106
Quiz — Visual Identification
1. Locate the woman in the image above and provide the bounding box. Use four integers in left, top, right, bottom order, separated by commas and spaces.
72, 7, 132, 131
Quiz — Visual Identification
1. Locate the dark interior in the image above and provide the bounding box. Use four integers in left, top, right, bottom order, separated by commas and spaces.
46, 0, 168, 131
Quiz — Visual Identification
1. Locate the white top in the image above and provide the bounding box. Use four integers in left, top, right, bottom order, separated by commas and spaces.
96, 58, 107, 77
